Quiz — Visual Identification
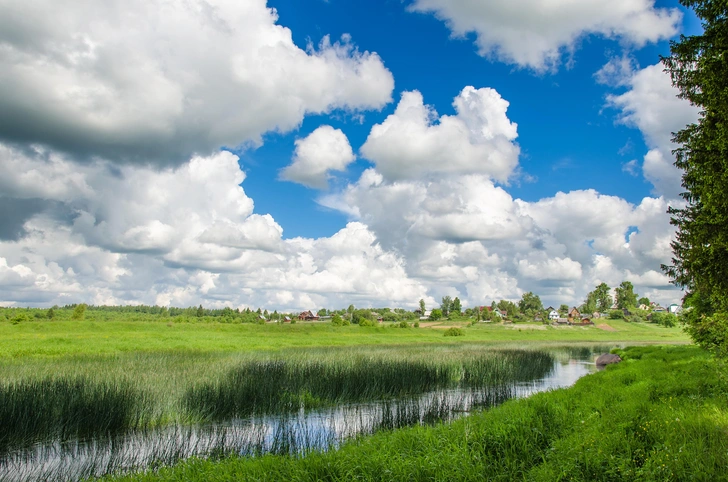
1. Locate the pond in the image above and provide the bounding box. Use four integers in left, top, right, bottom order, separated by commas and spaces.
0, 345, 615, 482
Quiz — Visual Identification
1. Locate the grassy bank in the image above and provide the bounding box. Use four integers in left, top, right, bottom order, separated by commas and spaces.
0, 317, 688, 358
100, 345, 728, 481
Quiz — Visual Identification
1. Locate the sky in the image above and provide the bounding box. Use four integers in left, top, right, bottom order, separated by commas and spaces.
0, 0, 703, 311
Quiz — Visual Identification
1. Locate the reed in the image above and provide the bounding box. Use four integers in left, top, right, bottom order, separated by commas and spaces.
182, 350, 555, 420
0, 377, 150, 453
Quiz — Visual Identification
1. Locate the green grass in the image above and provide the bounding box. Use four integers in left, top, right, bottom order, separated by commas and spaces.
0, 345, 554, 454
0, 313, 689, 358
99, 345, 728, 482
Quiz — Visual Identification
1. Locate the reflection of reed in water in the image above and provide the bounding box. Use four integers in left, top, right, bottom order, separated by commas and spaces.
0, 349, 601, 482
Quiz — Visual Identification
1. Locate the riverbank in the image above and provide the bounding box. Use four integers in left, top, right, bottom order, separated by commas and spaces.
100, 345, 727, 481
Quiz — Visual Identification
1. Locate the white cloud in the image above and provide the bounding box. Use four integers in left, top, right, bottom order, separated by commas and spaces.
608, 63, 700, 198
408, 0, 681, 71
0, 0, 394, 165
280, 126, 355, 189
360, 87, 519, 183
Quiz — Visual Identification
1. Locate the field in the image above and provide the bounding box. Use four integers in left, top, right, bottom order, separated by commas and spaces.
0, 309, 689, 358
0, 309, 699, 480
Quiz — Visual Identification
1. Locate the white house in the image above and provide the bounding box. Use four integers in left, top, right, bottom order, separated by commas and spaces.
548, 310, 559, 321
668, 304, 680, 314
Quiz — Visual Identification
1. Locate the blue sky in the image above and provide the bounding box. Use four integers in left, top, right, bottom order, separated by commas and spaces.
0, 0, 702, 310
239, 0, 696, 239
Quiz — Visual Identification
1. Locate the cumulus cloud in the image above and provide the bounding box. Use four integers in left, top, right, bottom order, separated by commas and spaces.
280, 126, 356, 189
408, 0, 680, 71
607, 63, 700, 198
361, 87, 519, 183
0, 0, 394, 165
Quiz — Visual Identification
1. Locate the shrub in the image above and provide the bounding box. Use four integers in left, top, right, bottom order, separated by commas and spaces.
46, 308, 56, 319
651, 312, 677, 328
414, 321, 419, 328
359, 319, 375, 327
72, 304, 87, 321
11, 313, 29, 325
609, 309, 624, 320
443, 327, 465, 337
331, 314, 344, 326
429, 309, 443, 321
398, 320, 410, 328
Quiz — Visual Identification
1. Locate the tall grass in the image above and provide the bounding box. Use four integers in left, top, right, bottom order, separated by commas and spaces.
182, 350, 555, 420
0, 377, 150, 453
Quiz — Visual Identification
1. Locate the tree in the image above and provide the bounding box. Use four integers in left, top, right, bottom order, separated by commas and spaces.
419, 298, 426, 313
591, 283, 613, 312
497, 300, 519, 318
661, 0, 728, 353
196, 304, 204, 317
72, 303, 87, 320
638, 297, 650, 307
429, 308, 443, 321
558, 304, 569, 316
347, 304, 355, 320
441, 296, 452, 317
615, 281, 638, 309
518, 292, 543, 315
581, 291, 597, 314
46, 307, 55, 320
451, 297, 462, 315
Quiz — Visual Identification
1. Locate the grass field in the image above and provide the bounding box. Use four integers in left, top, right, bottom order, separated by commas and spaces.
0, 313, 689, 358
99, 345, 728, 482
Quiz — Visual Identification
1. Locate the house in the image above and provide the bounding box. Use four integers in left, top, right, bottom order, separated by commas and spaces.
419, 310, 432, 321
499, 310, 508, 318
653, 305, 667, 313
298, 310, 319, 321
370, 311, 384, 323
283, 316, 291, 323
638, 304, 650, 311
554, 317, 570, 325
668, 304, 680, 314
581, 317, 593, 324
548, 310, 559, 321
568, 307, 581, 320
259, 315, 267, 322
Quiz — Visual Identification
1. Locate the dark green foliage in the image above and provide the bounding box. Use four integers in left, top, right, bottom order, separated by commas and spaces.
451, 297, 462, 315
0, 377, 147, 453
429, 308, 442, 320
661, 0, 728, 352
609, 309, 624, 320
440, 296, 452, 316
443, 327, 465, 337
651, 311, 678, 327
615, 281, 638, 309
518, 291, 543, 315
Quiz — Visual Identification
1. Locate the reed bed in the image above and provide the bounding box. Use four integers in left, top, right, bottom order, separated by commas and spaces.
0, 345, 561, 476
182, 350, 555, 420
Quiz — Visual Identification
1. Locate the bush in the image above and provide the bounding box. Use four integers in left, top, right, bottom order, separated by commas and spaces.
414, 321, 419, 328
651, 312, 678, 328
11, 313, 29, 325
398, 320, 410, 328
443, 327, 465, 337
72, 304, 87, 321
359, 319, 375, 327
331, 314, 344, 326
429, 309, 443, 321
609, 309, 624, 320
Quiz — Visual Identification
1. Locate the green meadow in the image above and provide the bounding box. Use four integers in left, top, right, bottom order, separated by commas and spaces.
0, 310, 688, 358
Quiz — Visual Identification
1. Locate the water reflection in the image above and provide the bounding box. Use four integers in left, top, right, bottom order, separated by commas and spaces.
0, 348, 604, 482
